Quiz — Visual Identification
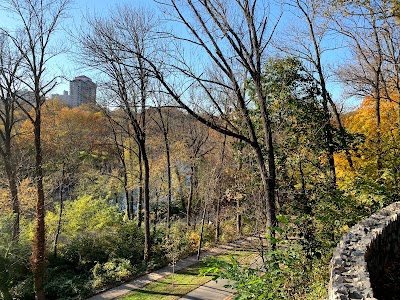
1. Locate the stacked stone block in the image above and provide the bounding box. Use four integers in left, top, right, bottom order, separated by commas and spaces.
328, 202, 400, 300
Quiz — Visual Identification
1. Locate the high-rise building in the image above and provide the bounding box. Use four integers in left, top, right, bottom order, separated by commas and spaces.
68, 75, 97, 107
51, 90, 69, 104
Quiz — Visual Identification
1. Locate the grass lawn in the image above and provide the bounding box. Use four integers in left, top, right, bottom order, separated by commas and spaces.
218, 250, 260, 265
118, 262, 212, 300
118, 250, 259, 300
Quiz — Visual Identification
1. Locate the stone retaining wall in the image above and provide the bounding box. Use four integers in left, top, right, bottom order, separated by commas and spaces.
328, 202, 400, 300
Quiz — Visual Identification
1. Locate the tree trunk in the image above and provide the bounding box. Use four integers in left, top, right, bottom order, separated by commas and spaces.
236, 197, 242, 236
375, 86, 383, 173
153, 193, 159, 235
2, 126, 20, 240
32, 109, 46, 300
328, 96, 355, 171
215, 198, 220, 242
128, 127, 135, 220
137, 147, 143, 228
187, 164, 195, 228
215, 133, 226, 243
175, 166, 186, 212
371, 10, 383, 176
118, 139, 129, 219
53, 162, 65, 257
318, 74, 336, 187
197, 204, 207, 260
324, 111, 337, 187
140, 140, 151, 263
253, 141, 276, 248
128, 191, 134, 221
124, 186, 129, 220
255, 84, 278, 243
120, 136, 130, 219
163, 130, 172, 233
302, 4, 339, 182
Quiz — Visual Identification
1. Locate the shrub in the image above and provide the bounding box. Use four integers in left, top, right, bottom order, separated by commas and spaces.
220, 218, 239, 242
45, 269, 91, 300
11, 277, 34, 300
109, 221, 144, 265
188, 231, 200, 252
0, 214, 32, 300
92, 258, 137, 290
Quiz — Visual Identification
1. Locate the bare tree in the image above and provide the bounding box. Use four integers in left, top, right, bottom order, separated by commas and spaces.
375, 2, 400, 187
380, 8, 400, 124
1, 0, 69, 298
214, 132, 227, 242
148, 0, 282, 241
81, 0, 281, 245
0, 33, 23, 240
279, 0, 355, 179
106, 113, 132, 219
329, 0, 389, 174
181, 118, 214, 228
152, 102, 173, 232
77, 5, 157, 262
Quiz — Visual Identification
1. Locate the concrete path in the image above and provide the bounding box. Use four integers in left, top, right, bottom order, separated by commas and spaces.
87, 236, 260, 300
87, 254, 201, 300
178, 279, 234, 300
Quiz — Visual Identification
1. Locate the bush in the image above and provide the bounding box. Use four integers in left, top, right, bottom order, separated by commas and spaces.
47, 196, 127, 269
220, 218, 239, 242
0, 214, 32, 300
188, 231, 200, 252
63, 234, 111, 269
147, 225, 168, 271
11, 277, 34, 300
201, 236, 309, 299
109, 221, 144, 265
45, 268, 91, 300
200, 223, 216, 247
92, 258, 137, 290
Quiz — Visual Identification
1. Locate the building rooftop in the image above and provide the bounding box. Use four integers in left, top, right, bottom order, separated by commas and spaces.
73, 75, 93, 82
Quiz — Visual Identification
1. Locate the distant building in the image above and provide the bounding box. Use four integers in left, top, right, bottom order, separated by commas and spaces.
17, 90, 36, 104
68, 75, 97, 107
51, 90, 69, 104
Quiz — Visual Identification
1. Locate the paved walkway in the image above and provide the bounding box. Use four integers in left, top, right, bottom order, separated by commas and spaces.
178, 279, 234, 300
87, 236, 260, 300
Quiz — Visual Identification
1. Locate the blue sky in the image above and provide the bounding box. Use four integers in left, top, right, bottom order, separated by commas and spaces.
0, 0, 359, 109
0, 0, 160, 94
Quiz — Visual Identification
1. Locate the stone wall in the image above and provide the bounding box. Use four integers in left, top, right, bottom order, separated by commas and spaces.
328, 202, 400, 300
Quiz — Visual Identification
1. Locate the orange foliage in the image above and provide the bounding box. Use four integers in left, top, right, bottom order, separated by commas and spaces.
17, 100, 111, 159
335, 96, 399, 186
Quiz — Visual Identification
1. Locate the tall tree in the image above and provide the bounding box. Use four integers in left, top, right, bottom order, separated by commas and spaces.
77, 5, 156, 262
330, 0, 388, 174
0, 33, 22, 240
182, 119, 214, 228
152, 103, 173, 232
1, 0, 69, 298
280, 0, 355, 179
380, 6, 400, 127
146, 0, 283, 239
214, 132, 227, 242
79, 0, 282, 241
103, 110, 133, 220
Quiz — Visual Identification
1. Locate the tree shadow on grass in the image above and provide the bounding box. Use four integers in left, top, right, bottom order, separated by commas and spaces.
152, 281, 198, 286
132, 288, 184, 297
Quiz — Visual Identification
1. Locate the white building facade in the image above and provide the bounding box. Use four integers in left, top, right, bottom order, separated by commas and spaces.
68, 75, 97, 107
